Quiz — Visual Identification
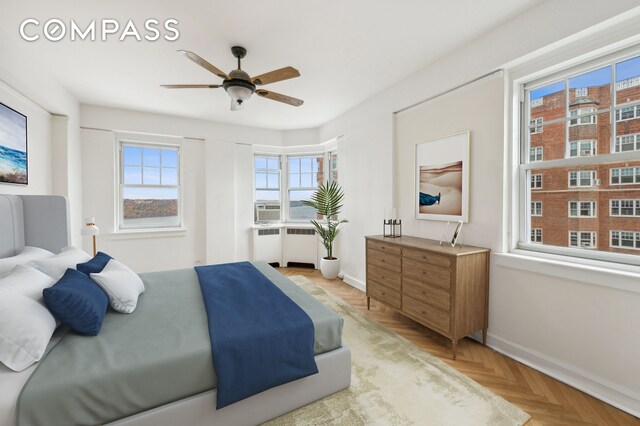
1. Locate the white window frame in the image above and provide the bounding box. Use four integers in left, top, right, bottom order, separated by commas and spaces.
117, 138, 183, 231
531, 174, 543, 189
610, 199, 640, 216
575, 87, 588, 97
529, 117, 543, 134
569, 140, 596, 157
615, 104, 640, 122
529, 146, 543, 162
569, 231, 597, 249
610, 230, 640, 250
568, 170, 596, 188
531, 201, 542, 216
569, 107, 597, 126
253, 154, 281, 203
531, 228, 542, 244
613, 133, 640, 153
285, 153, 324, 222
514, 44, 640, 268
568, 201, 596, 217
610, 166, 640, 185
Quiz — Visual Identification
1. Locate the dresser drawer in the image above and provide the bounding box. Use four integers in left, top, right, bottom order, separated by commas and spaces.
402, 296, 450, 334
402, 258, 451, 290
403, 277, 450, 312
367, 250, 402, 273
403, 248, 451, 269
368, 281, 401, 309
368, 264, 401, 291
367, 240, 402, 256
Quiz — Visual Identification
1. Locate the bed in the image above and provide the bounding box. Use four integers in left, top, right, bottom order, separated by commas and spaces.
0, 194, 351, 426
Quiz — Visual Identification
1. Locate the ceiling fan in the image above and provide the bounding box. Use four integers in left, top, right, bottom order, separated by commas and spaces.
162, 46, 303, 111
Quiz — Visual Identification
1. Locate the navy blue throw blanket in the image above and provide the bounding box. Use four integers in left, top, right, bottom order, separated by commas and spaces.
195, 262, 318, 408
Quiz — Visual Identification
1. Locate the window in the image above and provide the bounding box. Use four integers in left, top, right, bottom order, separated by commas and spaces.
610, 199, 640, 216
519, 50, 640, 264
530, 147, 543, 162
329, 151, 338, 183
287, 155, 324, 220
531, 174, 542, 189
119, 141, 180, 230
569, 231, 597, 249
254, 155, 280, 202
529, 117, 543, 134
531, 228, 542, 243
531, 201, 542, 216
613, 133, 640, 153
615, 105, 640, 121
575, 87, 588, 97
611, 231, 640, 249
569, 140, 595, 157
610, 167, 640, 185
569, 108, 597, 126
569, 201, 596, 217
568, 170, 596, 187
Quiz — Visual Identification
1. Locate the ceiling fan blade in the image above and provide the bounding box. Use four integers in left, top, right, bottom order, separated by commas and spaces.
178, 50, 229, 80
161, 84, 221, 89
256, 90, 304, 107
251, 67, 300, 86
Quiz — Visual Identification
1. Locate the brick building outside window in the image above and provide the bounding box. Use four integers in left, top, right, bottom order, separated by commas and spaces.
525, 52, 640, 257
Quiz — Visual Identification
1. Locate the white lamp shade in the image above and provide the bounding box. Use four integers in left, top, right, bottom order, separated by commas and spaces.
81, 217, 99, 236
226, 85, 252, 101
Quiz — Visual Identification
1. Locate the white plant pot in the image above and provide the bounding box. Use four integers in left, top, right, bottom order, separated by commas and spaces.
320, 257, 340, 280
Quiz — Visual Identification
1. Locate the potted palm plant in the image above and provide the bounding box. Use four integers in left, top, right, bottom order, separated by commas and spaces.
303, 181, 348, 279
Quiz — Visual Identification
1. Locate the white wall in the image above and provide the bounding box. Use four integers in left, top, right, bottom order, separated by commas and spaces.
394, 73, 504, 250
80, 105, 288, 271
318, 0, 640, 416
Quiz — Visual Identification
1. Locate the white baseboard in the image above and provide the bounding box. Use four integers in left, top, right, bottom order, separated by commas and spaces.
487, 333, 640, 418
341, 273, 365, 292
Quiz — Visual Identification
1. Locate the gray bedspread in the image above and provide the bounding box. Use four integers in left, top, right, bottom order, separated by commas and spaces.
16, 262, 343, 426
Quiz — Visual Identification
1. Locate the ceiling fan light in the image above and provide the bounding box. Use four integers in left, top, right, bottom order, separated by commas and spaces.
226, 85, 253, 101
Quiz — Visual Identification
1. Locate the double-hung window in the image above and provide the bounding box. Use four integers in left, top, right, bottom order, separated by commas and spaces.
287, 155, 324, 220
119, 141, 181, 230
569, 201, 596, 217
254, 155, 281, 202
519, 48, 640, 264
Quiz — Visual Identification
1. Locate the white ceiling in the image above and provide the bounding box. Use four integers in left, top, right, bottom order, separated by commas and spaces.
3, 0, 539, 130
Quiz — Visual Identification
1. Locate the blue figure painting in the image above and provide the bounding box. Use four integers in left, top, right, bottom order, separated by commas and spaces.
419, 192, 441, 206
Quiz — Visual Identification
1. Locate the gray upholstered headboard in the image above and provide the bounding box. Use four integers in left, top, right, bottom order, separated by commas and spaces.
0, 194, 70, 258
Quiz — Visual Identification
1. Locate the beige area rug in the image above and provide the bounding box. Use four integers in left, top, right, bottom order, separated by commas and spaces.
266, 276, 530, 426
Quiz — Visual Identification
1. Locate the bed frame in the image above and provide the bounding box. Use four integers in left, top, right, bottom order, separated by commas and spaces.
0, 194, 351, 426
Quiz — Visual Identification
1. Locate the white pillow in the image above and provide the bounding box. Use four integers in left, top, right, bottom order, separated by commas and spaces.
90, 259, 145, 314
0, 246, 54, 279
0, 267, 57, 372
2, 265, 56, 301
27, 246, 92, 281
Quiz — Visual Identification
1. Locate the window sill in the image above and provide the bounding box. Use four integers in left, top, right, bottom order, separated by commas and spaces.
109, 227, 187, 239
494, 250, 640, 295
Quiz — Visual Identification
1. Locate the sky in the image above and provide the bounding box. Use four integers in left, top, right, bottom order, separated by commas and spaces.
530, 55, 639, 100
122, 146, 179, 199
0, 103, 27, 152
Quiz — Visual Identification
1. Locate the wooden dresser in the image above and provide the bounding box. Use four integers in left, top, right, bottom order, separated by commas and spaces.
365, 235, 490, 359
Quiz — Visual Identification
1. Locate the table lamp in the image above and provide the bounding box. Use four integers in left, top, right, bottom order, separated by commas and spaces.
81, 217, 99, 256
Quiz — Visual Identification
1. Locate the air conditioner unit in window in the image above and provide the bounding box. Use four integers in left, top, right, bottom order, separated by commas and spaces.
594, 178, 601, 186
580, 149, 592, 156
255, 203, 281, 223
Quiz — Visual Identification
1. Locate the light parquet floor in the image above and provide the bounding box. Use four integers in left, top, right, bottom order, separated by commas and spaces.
279, 267, 639, 426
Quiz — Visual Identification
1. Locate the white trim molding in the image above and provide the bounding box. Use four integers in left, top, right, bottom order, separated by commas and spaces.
342, 273, 365, 293
487, 332, 640, 418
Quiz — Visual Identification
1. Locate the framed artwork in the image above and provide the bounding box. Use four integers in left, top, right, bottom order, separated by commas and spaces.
415, 131, 469, 222
0, 102, 28, 185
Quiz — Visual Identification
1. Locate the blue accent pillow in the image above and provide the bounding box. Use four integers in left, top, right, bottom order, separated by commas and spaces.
43, 268, 109, 336
76, 252, 112, 275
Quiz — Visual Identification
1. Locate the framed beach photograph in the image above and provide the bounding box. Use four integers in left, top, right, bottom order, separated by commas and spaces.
0, 102, 28, 185
415, 131, 469, 222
